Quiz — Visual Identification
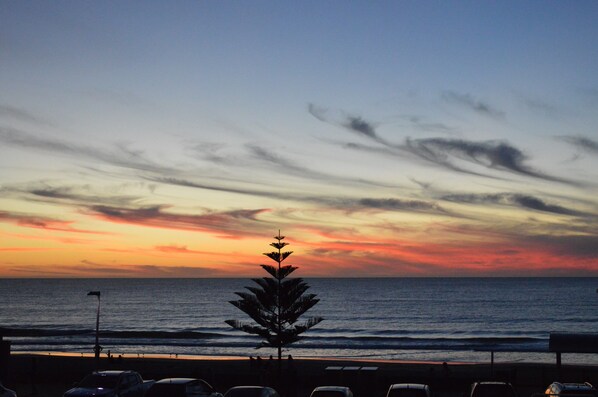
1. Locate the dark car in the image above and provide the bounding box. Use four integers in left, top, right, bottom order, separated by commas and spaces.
469, 382, 516, 397
64, 370, 154, 397
147, 378, 222, 397
0, 382, 17, 397
386, 384, 431, 397
224, 387, 279, 397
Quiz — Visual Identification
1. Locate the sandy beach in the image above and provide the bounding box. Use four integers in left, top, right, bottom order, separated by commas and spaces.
3, 352, 598, 397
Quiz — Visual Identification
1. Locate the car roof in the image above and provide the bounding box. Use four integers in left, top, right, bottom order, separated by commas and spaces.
93, 371, 129, 376
390, 384, 429, 390
477, 382, 510, 385
554, 383, 595, 391
313, 387, 351, 392
155, 378, 198, 385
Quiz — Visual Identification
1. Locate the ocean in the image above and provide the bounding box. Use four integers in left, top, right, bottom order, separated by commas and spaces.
1, 278, 597, 364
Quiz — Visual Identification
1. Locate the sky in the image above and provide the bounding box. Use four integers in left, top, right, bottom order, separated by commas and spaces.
1, 1, 598, 278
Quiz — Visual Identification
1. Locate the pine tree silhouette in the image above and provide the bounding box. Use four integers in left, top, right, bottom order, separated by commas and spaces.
226, 231, 322, 365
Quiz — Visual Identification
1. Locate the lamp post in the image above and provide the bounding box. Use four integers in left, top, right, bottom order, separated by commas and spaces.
87, 291, 101, 364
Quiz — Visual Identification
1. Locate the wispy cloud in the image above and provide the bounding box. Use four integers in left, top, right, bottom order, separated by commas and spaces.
0, 210, 106, 234
189, 142, 241, 166
344, 116, 378, 139
527, 234, 598, 258
441, 192, 585, 216
0, 247, 50, 252
308, 103, 390, 145
0, 127, 177, 174
246, 143, 400, 188
0, 184, 146, 216
441, 91, 505, 119
0, 104, 52, 126
403, 138, 574, 184
521, 97, 562, 118
87, 204, 271, 238
151, 176, 449, 216
356, 198, 448, 214
405, 115, 455, 134
560, 135, 598, 155
6, 260, 226, 278
309, 103, 575, 184
154, 244, 216, 255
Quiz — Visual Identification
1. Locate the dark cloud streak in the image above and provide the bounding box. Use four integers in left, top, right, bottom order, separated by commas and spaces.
0, 127, 177, 175
0, 105, 52, 126
560, 135, 598, 155
442, 91, 505, 119
308, 103, 390, 145
403, 138, 575, 184
246, 144, 401, 188
87, 204, 270, 238
442, 192, 585, 216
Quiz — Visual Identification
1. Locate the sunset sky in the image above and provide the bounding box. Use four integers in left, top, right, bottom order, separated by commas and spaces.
2, 1, 598, 277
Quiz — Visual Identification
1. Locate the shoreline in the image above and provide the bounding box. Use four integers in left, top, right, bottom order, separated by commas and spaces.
10, 350, 598, 367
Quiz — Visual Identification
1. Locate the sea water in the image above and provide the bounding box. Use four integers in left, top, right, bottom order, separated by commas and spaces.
1, 278, 597, 363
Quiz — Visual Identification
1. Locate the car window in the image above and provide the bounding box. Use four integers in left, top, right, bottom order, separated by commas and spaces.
226, 389, 265, 397
79, 374, 119, 389
119, 378, 129, 388
389, 389, 428, 397
388, 389, 428, 397
133, 375, 141, 385
311, 391, 347, 397
472, 385, 515, 397
147, 384, 185, 397
188, 382, 209, 396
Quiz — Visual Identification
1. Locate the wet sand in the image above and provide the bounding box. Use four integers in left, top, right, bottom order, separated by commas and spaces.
4, 352, 598, 397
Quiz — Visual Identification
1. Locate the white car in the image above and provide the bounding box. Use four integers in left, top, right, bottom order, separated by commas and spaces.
386, 384, 432, 397
310, 386, 353, 397
0, 383, 16, 397
545, 382, 596, 397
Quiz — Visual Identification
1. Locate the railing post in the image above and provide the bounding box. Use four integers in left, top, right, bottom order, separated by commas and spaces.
0, 334, 11, 383
556, 352, 561, 379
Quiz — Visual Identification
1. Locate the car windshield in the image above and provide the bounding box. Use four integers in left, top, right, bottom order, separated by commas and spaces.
78, 374, 119, 389
473, 385, 515, 397
147, 384, 186, 397
311, 391, 347, 397
388, 389, 427, 397
226, 389, 264, 397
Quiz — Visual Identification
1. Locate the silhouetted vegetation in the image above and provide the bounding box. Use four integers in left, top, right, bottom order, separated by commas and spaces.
226, 231, 322, 363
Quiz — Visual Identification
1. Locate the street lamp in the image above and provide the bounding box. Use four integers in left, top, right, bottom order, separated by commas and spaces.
87, 291, 101, 363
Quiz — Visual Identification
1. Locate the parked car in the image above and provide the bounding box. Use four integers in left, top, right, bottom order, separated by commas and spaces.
147, 378, 222, 397
0, 383, 16, 397
64, 370, 155, 397
386, 384, 431, 397
224, 386, 279, 397
545, 382, 597, 397
469, 382, 516, 397
309, 386, 353, 397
